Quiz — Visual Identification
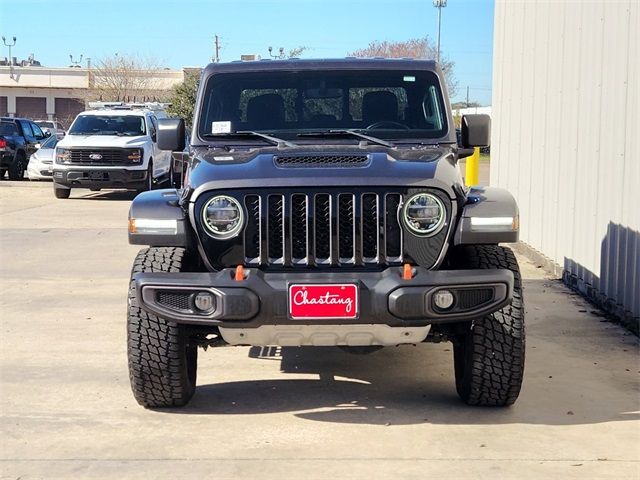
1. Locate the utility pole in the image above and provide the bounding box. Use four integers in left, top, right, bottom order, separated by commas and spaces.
433, 0, 447, 64
2, 36, 17, 79
466, 86, 470, 107
213, 35, 221, 63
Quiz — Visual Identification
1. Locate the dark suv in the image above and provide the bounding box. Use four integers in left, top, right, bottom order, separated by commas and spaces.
0, 117, 49, 180
126, 59, 524, 409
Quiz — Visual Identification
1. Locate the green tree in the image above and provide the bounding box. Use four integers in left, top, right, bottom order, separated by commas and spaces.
166, 69, 201, 128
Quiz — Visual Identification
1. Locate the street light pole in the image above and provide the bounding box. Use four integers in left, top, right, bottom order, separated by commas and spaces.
2, 36, 17, 79
433, 0, 447, 64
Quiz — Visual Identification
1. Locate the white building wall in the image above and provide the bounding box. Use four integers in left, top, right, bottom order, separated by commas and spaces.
491, 0, 639, 323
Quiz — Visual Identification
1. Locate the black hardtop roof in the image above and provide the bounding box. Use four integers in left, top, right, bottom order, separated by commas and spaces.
202, 58, 438, 75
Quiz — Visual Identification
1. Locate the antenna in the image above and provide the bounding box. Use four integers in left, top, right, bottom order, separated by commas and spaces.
69, 54, 83, 68
268, 46, 285, 59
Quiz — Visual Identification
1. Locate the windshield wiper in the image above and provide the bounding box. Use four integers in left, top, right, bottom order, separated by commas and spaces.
202, 131, 297, 148
298, 129, 395, 148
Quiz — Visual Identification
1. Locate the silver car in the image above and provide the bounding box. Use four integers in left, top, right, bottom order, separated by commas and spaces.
34, 120, 65, 139
27, 135, 58, 180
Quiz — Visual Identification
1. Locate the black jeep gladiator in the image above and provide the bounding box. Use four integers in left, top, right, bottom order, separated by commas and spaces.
127, 59, 524, 408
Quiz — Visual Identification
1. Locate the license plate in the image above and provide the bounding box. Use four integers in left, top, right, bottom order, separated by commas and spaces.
288, 283, 358, 320
88, 171, 106, 180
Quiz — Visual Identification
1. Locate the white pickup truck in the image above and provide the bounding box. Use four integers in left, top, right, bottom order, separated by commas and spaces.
52, 103, 172, 198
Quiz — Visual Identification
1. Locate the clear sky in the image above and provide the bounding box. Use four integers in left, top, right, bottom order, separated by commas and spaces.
0, 0, 495, 104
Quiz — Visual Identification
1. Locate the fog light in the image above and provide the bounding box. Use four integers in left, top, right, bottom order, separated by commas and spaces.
433, 289, 455, 310
194, 292, 215, 312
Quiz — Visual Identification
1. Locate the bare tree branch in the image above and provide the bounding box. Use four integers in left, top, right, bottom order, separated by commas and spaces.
348, 38, 458, 97
85, 54, 169, 102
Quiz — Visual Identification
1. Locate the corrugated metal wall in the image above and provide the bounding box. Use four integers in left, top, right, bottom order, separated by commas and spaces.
491, 0, 639, 325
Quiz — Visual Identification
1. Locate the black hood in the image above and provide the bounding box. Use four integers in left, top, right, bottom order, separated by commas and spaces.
186, 145, 463, 203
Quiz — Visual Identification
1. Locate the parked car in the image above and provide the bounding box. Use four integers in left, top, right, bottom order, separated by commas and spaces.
27, 135, 59, 180
52, 103, 171, 198
125, 59, 524, 410
0, 117, 49, 180
35, 120, 65, 139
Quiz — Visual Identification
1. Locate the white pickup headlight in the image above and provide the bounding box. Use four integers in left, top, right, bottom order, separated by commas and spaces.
402, 193, 445, 236
202, 195, 244, 239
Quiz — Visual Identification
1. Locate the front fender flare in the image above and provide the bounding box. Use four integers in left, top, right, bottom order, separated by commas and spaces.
454, 186, 519, 245
128, 189, 191, 247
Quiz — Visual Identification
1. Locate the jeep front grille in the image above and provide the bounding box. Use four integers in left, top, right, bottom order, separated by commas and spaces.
242, 191, 404, 267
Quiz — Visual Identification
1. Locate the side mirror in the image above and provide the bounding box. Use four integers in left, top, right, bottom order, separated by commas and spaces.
157, 118, 186, 151
44, 130, 52, 138
461, 114, 491, 148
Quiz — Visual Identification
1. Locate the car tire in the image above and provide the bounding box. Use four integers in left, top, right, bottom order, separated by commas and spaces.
0, 168, 6, 179
53, 183, 71, 199
451, 245, 525, 406
127, 247, 198, 408
8, 153, 26, 181
137, 160, 153, 194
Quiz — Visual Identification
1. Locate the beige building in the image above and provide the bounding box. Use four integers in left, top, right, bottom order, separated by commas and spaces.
491, 0, 638, 328
0, 66, 185, 128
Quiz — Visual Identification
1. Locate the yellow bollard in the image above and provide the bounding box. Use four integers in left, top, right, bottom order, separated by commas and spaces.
465, 147, 480, 187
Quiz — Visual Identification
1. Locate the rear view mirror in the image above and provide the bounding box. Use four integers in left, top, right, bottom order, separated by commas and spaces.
461, 114, 491, 148
157, 118, 186, 151
304, 87, 342, 99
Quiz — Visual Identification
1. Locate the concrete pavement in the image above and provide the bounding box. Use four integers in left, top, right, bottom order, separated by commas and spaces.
0, 181, 638, 479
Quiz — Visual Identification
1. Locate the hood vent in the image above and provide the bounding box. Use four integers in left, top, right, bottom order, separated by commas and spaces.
274, 154, 370, 168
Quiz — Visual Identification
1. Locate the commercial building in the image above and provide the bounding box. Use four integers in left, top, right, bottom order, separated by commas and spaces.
491, 0, 638, 328
0, 65, 185, 128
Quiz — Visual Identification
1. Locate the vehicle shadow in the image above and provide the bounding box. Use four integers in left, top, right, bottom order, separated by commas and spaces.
174, 335, 639, 427
70, 190, 138, 201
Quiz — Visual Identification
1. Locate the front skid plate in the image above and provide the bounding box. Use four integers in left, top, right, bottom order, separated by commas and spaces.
219, 324, 431, 347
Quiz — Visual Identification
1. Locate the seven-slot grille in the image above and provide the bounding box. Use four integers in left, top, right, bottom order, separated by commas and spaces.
242, 191, 403, 267
65, 148, 134, 166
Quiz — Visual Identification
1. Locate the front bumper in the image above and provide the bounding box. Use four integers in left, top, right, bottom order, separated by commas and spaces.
27, 160, 53, 180
134, 266, 514, 328
52, 168, 147, 189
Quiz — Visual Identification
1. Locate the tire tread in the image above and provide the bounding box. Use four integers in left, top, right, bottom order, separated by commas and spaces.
453, 245, 525, 406
127, 247, 196, 408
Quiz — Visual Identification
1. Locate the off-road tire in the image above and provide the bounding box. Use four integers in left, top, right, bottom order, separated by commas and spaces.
53, 184, 71, 199
451, 245, 525, 406
8, 153, 26, 180
127, 247, 197, 408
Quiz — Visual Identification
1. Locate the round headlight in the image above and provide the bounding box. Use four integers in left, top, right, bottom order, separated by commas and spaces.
403, 193, 445, 236
202, 195, 244, 239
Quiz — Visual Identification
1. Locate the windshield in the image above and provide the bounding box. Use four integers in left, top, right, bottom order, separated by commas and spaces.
198, 70, 448, 141
69, 115, 146, 136
40, 135, 58, 149
36, 121, 55, 128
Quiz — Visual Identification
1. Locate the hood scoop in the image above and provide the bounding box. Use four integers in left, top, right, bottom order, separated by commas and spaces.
274, 154, 371, 168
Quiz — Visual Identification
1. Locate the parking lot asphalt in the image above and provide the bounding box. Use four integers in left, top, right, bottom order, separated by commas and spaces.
1, 181, 638, 480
